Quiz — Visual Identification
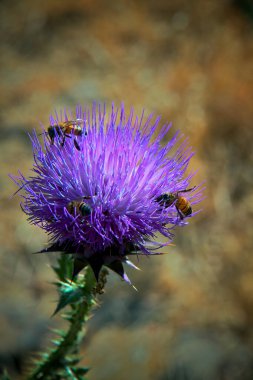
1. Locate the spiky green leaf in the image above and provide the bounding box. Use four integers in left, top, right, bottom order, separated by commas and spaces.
52, 255, 74, 282
53, 282, 85, 316
72, 367, 90, 376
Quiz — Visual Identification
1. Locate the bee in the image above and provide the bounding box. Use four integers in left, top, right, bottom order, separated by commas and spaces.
156, 187, 196, 220
67, 196, 92, 217
47, 119, 87, 151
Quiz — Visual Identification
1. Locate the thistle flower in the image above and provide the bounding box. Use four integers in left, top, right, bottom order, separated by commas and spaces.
12, 103, 202, 285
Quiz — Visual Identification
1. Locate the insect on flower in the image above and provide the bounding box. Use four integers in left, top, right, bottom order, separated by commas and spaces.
12, 104, 203, 285
156, 187, 196, 220
67, 196, 93, 217
47, 119, 87, 151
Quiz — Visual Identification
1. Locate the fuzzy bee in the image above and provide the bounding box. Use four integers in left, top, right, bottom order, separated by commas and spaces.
156, 187, 196, 220
47, 119, 87, 151
67, 196, 93, 217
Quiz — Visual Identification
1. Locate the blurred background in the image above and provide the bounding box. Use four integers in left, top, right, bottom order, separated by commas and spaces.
1, 0, 253, 379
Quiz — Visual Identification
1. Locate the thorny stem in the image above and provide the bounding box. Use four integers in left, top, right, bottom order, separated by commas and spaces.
27, 266, 105, 380
27, 303, 88, 380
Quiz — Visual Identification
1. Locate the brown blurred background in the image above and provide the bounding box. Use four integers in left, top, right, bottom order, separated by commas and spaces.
1, 0, 253, 379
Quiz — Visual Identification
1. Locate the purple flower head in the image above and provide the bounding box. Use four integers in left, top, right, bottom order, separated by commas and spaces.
12, 104, 202, 285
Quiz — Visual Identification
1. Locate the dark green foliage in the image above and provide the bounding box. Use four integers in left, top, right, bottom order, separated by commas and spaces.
25, 255, 104, 380
52, 254, 74, 282
0, 369, 11, 380
52, 282, 87, 316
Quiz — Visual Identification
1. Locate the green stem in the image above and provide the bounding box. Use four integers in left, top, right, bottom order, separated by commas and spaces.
27, 267, 97, 380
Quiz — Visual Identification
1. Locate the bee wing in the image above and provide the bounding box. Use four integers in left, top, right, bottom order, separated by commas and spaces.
68, 118, 85, 126
71, 196, 90, 202
63, 121, 76, 127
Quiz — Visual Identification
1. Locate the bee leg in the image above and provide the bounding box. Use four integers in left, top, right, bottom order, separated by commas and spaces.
60, 134, 71, 147
60, 134, 66, 147
179, 186, 196, 194
74, 138, 81, 151
176, 207, 185, 220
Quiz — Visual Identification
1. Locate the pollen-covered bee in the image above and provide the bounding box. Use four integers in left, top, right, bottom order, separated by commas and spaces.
47, 119, 87, 151
67, 196, 92, 217
156, 187, 196, 220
